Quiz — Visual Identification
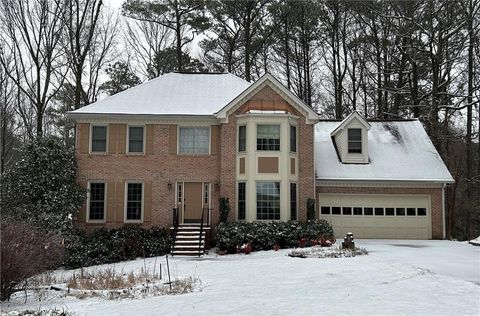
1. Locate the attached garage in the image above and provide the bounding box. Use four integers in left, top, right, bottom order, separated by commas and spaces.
318, 193, 432, 239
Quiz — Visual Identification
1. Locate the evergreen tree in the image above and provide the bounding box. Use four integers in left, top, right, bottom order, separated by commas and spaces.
100, 61, 142, 95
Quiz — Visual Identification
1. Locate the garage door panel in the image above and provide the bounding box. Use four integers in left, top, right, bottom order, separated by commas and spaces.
319, 193, 431, 239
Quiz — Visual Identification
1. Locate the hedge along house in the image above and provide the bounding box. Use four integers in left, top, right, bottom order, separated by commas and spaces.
68, 72, 453, 241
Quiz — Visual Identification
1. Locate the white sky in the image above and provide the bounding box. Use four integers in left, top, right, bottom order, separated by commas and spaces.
104, 0, 123, 9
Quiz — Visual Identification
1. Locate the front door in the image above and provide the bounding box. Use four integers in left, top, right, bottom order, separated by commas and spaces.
183, 182, 204, 223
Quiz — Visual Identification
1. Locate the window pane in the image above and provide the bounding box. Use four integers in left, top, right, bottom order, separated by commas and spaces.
256, 182, 280, 220
238, 182, 246, 220
348, 129, 362, 153
375, 208, 384, 216
129, 127, 144, 153
290, 183, 297, 220
290, 126, 297, 152
364, 207, 373, 215
417, 208, 427, 216
343, 207, 352, 215
396, 208, 405, 216
179, 127, 210, 154
239, 126, 246, 152
353, 207, 362, 215
321, 206, 330, 214
257, 125, 280, 151
385, 208, 395, 216
332, 206, 341, 215
91, 126, 107, 152
407, 208, 416, 216
89, 182, 105, 220
127, 183, 142, 220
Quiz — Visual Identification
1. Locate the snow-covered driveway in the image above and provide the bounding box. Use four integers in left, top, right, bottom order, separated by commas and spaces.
1, 240, 479, 316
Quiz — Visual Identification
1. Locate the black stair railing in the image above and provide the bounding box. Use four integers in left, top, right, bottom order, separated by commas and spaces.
198, 207, 205, 257
171, 208, 179, 255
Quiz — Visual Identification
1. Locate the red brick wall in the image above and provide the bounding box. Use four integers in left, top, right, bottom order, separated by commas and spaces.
316, 186, 444, 239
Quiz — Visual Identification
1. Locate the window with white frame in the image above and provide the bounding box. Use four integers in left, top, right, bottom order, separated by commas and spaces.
238, 125, 246, 152
126, 182, 143, 221
290, 183, 297, 220
257, 124, 280, 151
88, 181, 105, 221
91, 126, 107, 153
179, 127, 210, 154
238, 182, 246, 220
348, 128, 362, 153
128, 126, 144, 153
256, 182, 280, 220
290, 125, 297, 153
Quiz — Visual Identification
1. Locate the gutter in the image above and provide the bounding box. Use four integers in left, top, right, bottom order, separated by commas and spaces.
442, 183, 447, 239
66, 112, 218, 122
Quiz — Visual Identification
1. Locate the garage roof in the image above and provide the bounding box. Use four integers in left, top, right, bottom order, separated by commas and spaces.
315, 120, 454, 183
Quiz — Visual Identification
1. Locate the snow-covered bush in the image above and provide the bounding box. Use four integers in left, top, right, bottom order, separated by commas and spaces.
0, 137, 85, 233
0, 223, 63, 301
215, 220, 334, 254
64, 225, 171, 268
289, 246, 368, 258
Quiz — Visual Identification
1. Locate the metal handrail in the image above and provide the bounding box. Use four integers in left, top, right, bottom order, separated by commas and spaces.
198, 207, 205, 257
171, 208, 179, 255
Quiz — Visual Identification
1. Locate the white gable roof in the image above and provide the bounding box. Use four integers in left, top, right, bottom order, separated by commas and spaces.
315, 120, 454, 183
330, 111, 371, 136
69, 72, 251, 117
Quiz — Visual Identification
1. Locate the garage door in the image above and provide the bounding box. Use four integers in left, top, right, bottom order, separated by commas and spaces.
318, 193, 431, 239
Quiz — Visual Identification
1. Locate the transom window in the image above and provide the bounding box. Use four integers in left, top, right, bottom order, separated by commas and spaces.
88, 182, 105, 221
256, 182, 280, 220
238, 182, 246, 220
179, 127, 210, 154
128, 126, 144, 153
257, 125, 280, 151
126, 182, 143, 221
91, 125, 107, 153
290, 125, 297, 152
238, 125, 246, 152
348, 128, 362, 153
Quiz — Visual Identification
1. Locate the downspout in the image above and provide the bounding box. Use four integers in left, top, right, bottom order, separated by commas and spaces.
442, 183, 446, 240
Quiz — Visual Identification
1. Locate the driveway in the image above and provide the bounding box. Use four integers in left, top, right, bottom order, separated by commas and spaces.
358, 239, 480, 284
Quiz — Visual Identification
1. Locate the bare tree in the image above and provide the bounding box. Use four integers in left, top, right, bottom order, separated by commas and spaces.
0, 0, 68, 137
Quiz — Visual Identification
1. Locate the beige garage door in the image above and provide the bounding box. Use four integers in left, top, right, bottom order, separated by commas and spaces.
318, 193, 431, 239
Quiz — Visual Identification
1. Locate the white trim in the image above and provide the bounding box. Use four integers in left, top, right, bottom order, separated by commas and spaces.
317, 179, 454, 186
177, 125, 211, 155
89, 124, 109, 154
215, 73, 319, 124
126, 125, 146, 155
86, 180, 107, 223
124, 180, 145, 223
330, 111, 371, 137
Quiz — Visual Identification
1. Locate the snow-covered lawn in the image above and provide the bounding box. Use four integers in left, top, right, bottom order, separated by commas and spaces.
1, 240, 479, 316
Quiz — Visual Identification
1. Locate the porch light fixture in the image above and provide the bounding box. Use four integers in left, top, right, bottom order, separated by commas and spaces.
214, 181, 219, 190
167, 182, 172, 190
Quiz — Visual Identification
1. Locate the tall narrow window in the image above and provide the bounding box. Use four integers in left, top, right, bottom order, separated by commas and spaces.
204, 183, 209, 205
290, 183, 297, 220
126, 182, 143, 221
179, 127, 210, 154
91, 126, 107, 152
88, 182, 105, 221
238, 182, 246, 220
257, 125, 280, 151
238, 125, 246, 152
348, 128, 362, 153
256, 182, 280, 220
128, 126, 144, 153
290, 126, 297, 152
177, 183, 182, 204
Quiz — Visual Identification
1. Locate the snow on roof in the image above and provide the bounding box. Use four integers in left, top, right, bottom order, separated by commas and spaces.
70, 72, 252, 116
315, 120, 454, 182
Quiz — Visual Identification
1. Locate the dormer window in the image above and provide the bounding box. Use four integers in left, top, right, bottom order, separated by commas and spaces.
348, 128, 362, 153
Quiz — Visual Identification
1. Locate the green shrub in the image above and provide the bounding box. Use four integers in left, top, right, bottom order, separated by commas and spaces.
64, 225, 171, 268
219, 197, 230, 223
215, 220, 334, 253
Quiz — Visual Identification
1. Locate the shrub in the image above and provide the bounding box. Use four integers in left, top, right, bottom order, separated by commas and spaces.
0, 137, 85, 233
219, 197, 230, 223
215, 220, 334, 254
1, 222, 63, 301
64, 225, 171, 269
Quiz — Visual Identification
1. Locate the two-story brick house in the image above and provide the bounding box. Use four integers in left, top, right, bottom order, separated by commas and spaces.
68, 72, 453, 242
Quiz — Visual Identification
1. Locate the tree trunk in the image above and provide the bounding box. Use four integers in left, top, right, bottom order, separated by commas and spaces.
175, 0, 183, 72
